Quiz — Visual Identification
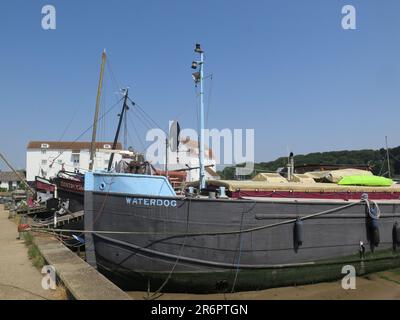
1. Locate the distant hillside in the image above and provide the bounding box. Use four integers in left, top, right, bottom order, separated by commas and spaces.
218, 147, 400, 180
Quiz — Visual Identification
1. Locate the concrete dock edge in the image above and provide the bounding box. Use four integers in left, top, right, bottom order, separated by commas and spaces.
33, 235, 132, 300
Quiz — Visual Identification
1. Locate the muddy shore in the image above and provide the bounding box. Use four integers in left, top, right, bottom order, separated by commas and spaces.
127, 269, 400, 300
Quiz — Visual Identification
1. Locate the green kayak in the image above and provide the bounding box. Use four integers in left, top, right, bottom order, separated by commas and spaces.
338, 175, 393, 187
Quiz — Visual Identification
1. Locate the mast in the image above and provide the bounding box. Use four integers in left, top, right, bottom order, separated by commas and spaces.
108, 89, 129, 171
386, 135, 391, 178
124, 109, 128, 149
89, 49, 107, 171
192, 43, 206, 190
165, 138, 169, 178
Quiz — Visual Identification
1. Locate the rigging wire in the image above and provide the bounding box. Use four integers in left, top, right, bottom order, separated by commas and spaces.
106, 56, 123, 95
106, 53, 134, 145
389, 152, 400, 163
127, 109, 146, 152
127, 97, 167, 134
57, 112, 76, 142
131, 110, 156, 140
48, 97, 124, 167
134, 106, 155, 131
126, 130, 138, 152
125, 98, 155, 132
378, 159, 385, 176
376, 151, 398, 177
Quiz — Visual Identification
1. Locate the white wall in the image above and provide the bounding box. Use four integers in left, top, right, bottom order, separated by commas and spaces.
26, 149, 122, 181
166, 143, 217, 182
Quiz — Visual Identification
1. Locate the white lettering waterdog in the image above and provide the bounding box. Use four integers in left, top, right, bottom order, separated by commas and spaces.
126, 197, 177, 208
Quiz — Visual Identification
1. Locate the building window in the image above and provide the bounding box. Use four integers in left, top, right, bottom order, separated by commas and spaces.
71, 154, 80, 166
41, 150, 46, 155
41, 159, 47, 165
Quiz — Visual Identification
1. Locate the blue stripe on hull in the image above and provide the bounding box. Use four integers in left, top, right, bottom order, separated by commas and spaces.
84, 171, 176, 196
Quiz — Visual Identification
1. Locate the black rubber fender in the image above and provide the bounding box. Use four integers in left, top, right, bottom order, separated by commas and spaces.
392, 222, 400, 250
294, 217, 304, 248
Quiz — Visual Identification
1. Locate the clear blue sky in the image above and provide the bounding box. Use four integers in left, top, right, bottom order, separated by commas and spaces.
1, 0, 400, 170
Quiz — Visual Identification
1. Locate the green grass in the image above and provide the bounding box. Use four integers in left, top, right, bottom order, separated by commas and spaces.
376, 266, 400, 285
22, 233, 69, 300
379, 274, 400, 285
23, 232, 45, 269
23, 232, 33, 245
385, 267, 400, 276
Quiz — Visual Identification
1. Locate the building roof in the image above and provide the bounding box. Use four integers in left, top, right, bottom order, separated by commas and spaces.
0, 171, 25, 182
27, 141, 123, 150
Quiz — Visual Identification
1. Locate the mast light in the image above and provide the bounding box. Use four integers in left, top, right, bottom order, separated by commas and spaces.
191, 61, 198, 69
194, 43, 203, 53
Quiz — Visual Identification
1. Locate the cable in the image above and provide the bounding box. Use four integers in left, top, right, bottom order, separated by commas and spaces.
365, 199, 381, 219
147, 199, 192, 300
128, 97, 167, 134
389, 152, 400, 163
58, 113, 76, 142
127, 111, 146, 152
30, 200, 362, 238
106, 57, 123, 94
231, 205, 246, 293
133, 107, 155, 131
48, 97, 124, 167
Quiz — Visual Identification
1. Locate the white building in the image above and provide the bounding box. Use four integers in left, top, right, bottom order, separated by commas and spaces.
0, 171, 25, 191
166, 137, 220, 182
26, 141, 123, 182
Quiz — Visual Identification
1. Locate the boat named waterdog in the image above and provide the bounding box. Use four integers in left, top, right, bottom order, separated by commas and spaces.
84, 44, 400, 293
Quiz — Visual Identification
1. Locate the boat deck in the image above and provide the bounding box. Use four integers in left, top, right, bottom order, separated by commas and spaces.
30, 210, 84, 228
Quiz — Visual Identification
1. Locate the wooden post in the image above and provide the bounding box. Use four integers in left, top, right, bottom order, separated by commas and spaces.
108, 89, 129, 171
89, 50, 107, 171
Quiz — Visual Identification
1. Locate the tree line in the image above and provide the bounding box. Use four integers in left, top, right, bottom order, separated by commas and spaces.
218, 146, 400, 180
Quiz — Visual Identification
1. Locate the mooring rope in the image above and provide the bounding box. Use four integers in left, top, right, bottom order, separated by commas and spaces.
365, 199, 381, 219
146, 199, 192, 300
231, 205, 246, 293
29, 200, 363, 238
25, 197, 377, 295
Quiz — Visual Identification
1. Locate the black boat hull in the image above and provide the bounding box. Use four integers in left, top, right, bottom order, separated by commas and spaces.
84, 190, 400, 292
